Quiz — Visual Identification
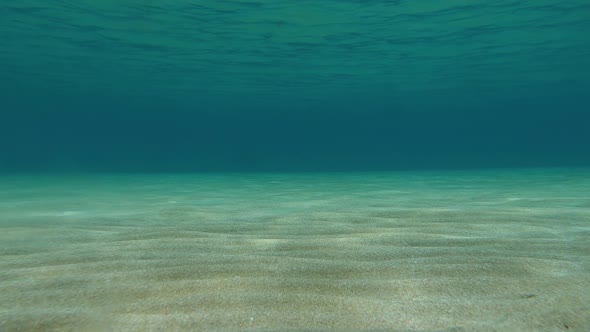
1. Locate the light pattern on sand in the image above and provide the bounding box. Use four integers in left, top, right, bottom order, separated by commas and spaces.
1, 169, 589, 330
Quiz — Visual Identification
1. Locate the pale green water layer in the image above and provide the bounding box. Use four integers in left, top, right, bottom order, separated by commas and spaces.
2, 1, 589, 98
1, 169, 589, 330
1, 1, 589, 171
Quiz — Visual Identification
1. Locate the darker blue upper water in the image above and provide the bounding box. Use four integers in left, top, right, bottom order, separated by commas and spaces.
1, 1, 589, 172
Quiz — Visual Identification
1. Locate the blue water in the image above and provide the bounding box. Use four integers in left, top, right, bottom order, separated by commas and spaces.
1, 3, 590, 330
1, 1, 589, 172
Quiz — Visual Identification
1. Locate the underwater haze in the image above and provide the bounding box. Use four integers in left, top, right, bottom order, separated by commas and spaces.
1, 0, 590, 171
1, 1, 590, 331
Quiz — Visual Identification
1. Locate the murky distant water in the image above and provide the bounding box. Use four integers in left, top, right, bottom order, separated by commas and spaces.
1, 1, 590, 331
1, 1, 589, 171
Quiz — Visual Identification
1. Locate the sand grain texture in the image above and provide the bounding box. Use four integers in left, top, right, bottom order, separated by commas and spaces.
1, 170, 589, 331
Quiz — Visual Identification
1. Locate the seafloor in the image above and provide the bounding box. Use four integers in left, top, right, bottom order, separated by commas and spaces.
1, 168, 589, 331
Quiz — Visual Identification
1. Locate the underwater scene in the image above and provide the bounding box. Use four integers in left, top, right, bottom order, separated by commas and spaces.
1, 1, 590, 331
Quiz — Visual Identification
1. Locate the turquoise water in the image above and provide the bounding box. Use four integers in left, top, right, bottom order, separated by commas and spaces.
1, 1, 589, 171
1, 1, 590, 331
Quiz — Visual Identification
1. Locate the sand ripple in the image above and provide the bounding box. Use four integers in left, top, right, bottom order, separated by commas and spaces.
1, 171, 589, 331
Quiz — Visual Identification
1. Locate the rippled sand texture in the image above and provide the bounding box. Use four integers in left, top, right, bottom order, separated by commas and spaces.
1, 169, 589, 331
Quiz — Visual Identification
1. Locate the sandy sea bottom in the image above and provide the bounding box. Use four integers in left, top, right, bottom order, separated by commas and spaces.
0, 169, 589, 331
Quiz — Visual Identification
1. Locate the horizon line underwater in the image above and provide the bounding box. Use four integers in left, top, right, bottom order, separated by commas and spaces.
1, 1, 589, 331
